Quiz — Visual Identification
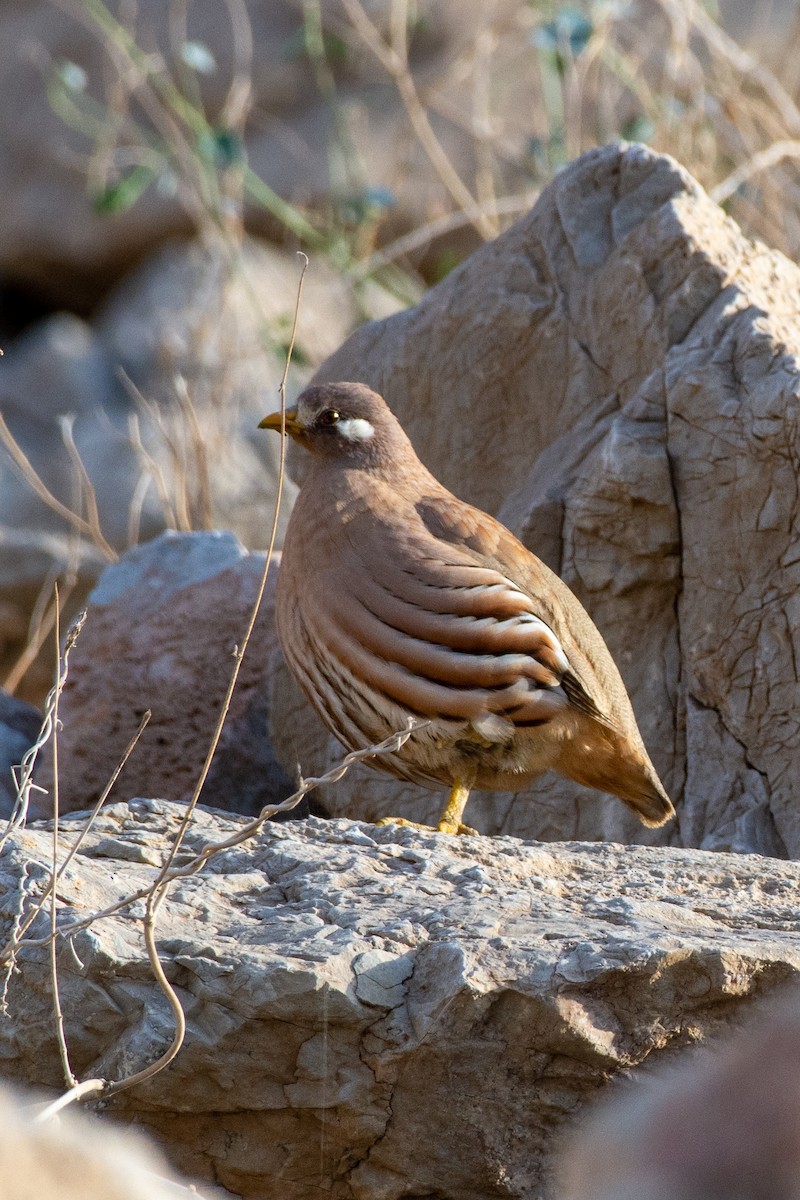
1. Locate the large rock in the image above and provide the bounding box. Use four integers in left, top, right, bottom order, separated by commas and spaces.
1, 803, 799, 1199
33, 531, 292, 818
272, 142, 800, 857
559, 987, 800, 1200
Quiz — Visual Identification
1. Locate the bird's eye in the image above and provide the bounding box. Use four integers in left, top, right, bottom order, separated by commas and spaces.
317, 408, 340, 427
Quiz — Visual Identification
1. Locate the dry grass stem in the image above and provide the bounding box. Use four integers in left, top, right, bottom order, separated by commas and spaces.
121, 364, 222, 535
3, 565, 78, 695
711, 138, 800, 203
30, 1077, 108, 1121
58, 416, 118, 561
338, 0, 496, 239
124, 405, 180, 530
0, 413, 118, 561
49, 591, 78, 1089
220, 0, 254, 130
173, 374, 213, 529
1, 609, 87, 851
355, 193, 536, 277
126, 466, 156, 548
687, 0, 800, 135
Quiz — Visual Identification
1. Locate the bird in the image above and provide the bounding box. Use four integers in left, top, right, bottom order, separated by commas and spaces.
259, 381, 674, 836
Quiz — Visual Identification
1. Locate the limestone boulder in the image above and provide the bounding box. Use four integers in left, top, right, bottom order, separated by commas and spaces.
273, 142, 800, 857
32, 531, 292, 819
1, 803, 799, 1199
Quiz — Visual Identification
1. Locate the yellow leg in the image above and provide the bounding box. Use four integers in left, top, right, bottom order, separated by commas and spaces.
375, 779, 478, 836
437, 779, 475, 834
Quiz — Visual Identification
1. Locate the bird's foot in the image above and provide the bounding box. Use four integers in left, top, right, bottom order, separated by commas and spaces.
438, 818, 480, 836
375, 816, 479, 837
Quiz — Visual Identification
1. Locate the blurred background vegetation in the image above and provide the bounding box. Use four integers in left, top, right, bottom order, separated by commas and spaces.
4, 0, 800, 334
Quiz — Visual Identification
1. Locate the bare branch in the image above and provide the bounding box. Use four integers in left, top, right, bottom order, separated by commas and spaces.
0, 608, 87, 853
101, 892, 187, 1099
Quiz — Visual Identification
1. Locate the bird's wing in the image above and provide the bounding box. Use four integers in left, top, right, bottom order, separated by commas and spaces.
413, 493, 623, 729
299, 491, 604, 732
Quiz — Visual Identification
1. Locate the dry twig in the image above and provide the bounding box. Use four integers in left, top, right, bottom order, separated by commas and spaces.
8, 720, 428, 956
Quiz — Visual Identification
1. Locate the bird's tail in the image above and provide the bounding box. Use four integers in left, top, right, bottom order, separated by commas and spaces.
620, 774, 675, 828
563, 727, 675, 827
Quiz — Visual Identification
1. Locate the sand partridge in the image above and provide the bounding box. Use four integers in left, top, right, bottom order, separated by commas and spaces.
260, 382, 674, 835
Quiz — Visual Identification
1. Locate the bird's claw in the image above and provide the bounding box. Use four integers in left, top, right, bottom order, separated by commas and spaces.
375, 816, 479, 836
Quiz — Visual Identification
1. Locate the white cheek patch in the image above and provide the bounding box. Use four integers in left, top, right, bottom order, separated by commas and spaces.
337, 417, 375, 442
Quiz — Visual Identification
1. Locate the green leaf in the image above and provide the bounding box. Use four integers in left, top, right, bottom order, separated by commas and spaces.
282, 27, 350, 63
196, 127, 246, 170
92, 165, 155, 214
621, 115, 655, 143
533, 8, 594, 64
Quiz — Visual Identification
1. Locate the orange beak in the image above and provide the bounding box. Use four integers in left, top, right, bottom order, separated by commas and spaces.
258, 407, 304, 437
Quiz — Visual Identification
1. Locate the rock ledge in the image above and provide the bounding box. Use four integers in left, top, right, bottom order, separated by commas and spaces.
2, 803, 798, 1199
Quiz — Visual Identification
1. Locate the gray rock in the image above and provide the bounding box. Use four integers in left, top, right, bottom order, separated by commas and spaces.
32, 531, 292, 819
277, 142, 800, 857
1, 803, 799, 1199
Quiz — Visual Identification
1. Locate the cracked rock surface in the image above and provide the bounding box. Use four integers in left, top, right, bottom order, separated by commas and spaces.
2, 802, 799, 1198
271, 141, 800, 856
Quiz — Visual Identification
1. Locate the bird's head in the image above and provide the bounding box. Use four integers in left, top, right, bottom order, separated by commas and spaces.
259, 382, 412, 467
